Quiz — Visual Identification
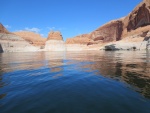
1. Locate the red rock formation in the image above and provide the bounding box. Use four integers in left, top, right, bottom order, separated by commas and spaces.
66, 20, 123, 45
45, 31, 66, 51
66, 34, 90, 44
127, 4, 150, 31
0, 23, 10, 34
122, 0, 150, 37
90, 20, 123, 43
0, 23, 38, 52
47, 31, 63, 41
14, 31, 46, 46
66, 0, 150, 46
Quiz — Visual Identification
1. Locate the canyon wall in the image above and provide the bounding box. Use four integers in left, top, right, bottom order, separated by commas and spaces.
66, 34, 90, 44
0, 33, 38, 52
0, 24, 38, 52
88, 19, 123, 45
14, 31, 46, 48
66, 0, 150, 50
122, 0, 150, 38
105, 0, 150, 50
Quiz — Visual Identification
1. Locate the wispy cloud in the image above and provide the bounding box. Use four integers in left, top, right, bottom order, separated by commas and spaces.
4, 25, 11, 29
24, 27, 41, 33
47, 26, 66, 31
58, 27, 66, 31
47, 27, 55, 31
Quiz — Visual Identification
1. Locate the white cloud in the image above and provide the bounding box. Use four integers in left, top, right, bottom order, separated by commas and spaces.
58, 27, 66, 30
4, 25, 11, 29
47, 27, 55, 31
47, 27, 66, 31
24, 27, 41, 33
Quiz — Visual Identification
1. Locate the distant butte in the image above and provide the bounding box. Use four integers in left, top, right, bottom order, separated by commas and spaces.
47, 31, 63, 41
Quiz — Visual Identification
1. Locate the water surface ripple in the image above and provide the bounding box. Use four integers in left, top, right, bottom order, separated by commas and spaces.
0, 51, 150, 113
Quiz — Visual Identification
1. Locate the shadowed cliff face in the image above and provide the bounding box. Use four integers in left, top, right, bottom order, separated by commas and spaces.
90, 20, 123, 43
0, 44, 3, 53
127, 3, 150, 31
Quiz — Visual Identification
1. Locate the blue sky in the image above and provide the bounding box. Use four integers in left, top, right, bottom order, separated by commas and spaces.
1, 0, 142, 40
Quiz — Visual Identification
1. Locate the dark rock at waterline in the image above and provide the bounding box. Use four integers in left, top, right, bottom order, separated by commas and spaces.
104, 44, 138, 51
0, 44, 3, 53
104, 44, 120, 51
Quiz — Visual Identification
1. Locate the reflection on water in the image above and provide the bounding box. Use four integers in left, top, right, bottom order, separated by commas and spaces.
68, 51, 150, 98
0, 51, 150, 113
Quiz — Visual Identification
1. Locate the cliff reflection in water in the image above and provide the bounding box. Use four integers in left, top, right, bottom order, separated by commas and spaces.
65, 51, 150, 99
0, 51, 150, 99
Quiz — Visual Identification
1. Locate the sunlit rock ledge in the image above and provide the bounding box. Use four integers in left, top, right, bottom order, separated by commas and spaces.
102, 32, 150, 51
0, 33, 38, 52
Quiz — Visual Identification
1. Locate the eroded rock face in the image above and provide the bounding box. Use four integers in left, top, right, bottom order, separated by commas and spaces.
0, 23, 38, 52
0, 33, 38, 52
66, 20, 123, 45
47, 31, 63, 41
66, 34, 90, 44
90, 20, 123, 43
14, 31, 46, 47
122, 0, 150, 37
0, 23, 10, 34
126, 2, 150, 31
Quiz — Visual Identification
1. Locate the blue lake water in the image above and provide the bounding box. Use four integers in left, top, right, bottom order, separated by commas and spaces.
0, 51, 150, 113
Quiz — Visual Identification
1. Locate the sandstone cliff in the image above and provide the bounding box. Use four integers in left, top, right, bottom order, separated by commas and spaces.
66, 0, 150, 50
14, 31, 46, 47
66, 19, 124, 45
0, 34, 38, 52
0, 23, 38, 52
0, 23, 10, 34
104, 0, 150, 50
45, 31, 66, 51
66, 34, 90, 44
66, 19, 124, 46
122, 0, 150, 38
89, 19, 123, 44
47, 31, 63, 40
